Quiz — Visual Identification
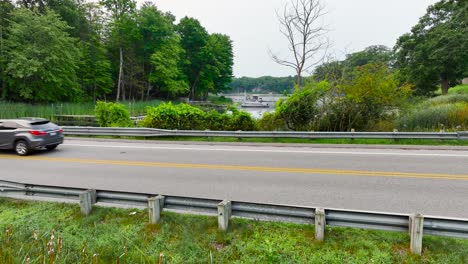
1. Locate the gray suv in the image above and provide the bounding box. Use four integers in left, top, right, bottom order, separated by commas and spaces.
0, 118, 64, 156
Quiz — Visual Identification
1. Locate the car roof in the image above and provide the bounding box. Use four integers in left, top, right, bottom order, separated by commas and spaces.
0, 118, 49, 123
0, 118, 50, 127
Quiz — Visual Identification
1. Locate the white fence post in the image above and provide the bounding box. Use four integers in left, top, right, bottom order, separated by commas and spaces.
79, 189, 96, 216
148, 195, 165, 224
409, 213, 424, 255
315, 208, 326, 241
218, 200, 232, 232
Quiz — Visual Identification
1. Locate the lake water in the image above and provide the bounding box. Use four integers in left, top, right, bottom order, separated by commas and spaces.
221, 93, 285, 119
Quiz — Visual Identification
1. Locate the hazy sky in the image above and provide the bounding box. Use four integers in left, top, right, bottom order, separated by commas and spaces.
152, 0, 437, 77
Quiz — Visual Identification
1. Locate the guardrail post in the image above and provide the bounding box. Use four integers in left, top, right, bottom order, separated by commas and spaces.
218, 200, 232, 232
409, 213, 424, 255
79, 189, 96, 216
315, 208, 326, 241
148, 195, 165, 224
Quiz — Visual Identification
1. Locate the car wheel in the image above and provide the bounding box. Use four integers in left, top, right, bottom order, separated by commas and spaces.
46, 144, 58, 151
15, 140, 31, 156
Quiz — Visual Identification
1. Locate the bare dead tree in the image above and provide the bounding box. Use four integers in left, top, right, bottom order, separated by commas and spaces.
270, 0, 329, 89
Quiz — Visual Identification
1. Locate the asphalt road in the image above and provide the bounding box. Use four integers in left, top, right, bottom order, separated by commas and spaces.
1, 138, 468, 218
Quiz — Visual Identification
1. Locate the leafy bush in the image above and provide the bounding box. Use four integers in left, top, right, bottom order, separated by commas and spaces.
257, 112, 287, 131
230, 111, 257, 131
143, 103, 256, 131
94, 101, 132, 127
205, 110, 232, 130
274, 65, 411, 131
143, 102, 205, 130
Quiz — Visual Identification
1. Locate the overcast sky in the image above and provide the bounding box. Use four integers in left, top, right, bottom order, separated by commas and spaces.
152, 0, 437, 78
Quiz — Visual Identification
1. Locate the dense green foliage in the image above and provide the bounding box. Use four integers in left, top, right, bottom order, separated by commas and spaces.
396, 94, 468, 131
142, 103, 256, 131
229, 76, 295, 93
0, 0, 233, 102
3, 8, 80, 102
94, 101, 132, 127
176, 18, 234, 100
272, 64, 411, 131
1, 198, 468, 263
314, 45, 393, 84
394, 0, 468, 95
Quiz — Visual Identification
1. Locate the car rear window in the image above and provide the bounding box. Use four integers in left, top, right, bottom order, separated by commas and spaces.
30, 120, 50, 125
31, 121, 56, 130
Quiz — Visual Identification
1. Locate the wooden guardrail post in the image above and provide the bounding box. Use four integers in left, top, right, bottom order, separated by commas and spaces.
148, 195, 165, 224
315, 208, 326, 241
79, 189, 96, 216
409, 213, 424, 255
218, 200, 232, 232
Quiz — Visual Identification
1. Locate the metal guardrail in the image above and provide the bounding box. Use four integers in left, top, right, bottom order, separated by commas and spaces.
1, 179, 467, 240
62, 126, 468, 140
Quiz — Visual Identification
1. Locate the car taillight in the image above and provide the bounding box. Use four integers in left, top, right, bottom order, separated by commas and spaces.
58, 128, 63, 133
29, 130, 47, 136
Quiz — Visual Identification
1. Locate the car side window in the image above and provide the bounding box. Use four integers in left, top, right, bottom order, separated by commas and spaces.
0, 122, 17, 130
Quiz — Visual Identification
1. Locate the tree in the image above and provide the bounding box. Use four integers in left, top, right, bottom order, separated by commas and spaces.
198, 33, 234, 99
0, 0, 15, 99
136, 3, 178, 99
150, 35, 189, 98
78, 2, 113, 101
394, 0, 468, 95
314, 45, 393, 85
345, 45, 393, 69
4, 8, 81, 102
101, 0, 136, 101
271, 0, 328, 88
176, 17, 209, 100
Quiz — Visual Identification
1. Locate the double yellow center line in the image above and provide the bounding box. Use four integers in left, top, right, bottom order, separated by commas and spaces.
0, 155, 467, 181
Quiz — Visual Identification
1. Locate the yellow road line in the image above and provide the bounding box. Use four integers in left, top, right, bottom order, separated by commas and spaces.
0, 154, 467, 181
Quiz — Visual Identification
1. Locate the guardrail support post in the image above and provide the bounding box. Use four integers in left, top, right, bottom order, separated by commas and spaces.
79, 189, 96, 216
148, 195, 165, 224
409, 213, 424, 255
315, 208, 326, 241
218, 200, 232, 232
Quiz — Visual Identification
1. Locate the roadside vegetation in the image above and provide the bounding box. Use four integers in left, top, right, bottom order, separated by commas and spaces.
1, 198, 467, 263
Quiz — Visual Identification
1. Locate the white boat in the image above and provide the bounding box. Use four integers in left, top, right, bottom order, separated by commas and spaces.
241, 101, 270, 108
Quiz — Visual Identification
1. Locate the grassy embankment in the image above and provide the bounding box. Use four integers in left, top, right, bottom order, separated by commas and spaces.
1, 198, 467, 263
0, 100, 162, 121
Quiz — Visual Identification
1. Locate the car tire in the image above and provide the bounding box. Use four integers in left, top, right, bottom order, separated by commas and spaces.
46, 144, 58, 151
15, 140, 31, 156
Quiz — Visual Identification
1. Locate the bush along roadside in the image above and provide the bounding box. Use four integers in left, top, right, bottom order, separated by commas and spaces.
94, 101, 133, 127
142, 102, 257, 131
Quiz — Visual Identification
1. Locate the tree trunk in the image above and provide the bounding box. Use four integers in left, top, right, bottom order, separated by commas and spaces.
441, 78, 449, 95
296, 70, 302, 90
116, 46, 123, 101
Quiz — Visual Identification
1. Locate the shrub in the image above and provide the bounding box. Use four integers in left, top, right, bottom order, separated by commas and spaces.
143, 103, 256, 131
205, 110, 232, 130
94, 101, 132, 127
257, 112, 287, 131
143, 103, 205, 130
230, 111, 257, 131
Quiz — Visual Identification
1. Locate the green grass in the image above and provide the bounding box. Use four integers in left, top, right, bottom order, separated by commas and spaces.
435, 84, 468, 95
70, 135, 468, 146
0, 198, 467, 263
396, 94, 468, 132
0, 100, 162, 121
